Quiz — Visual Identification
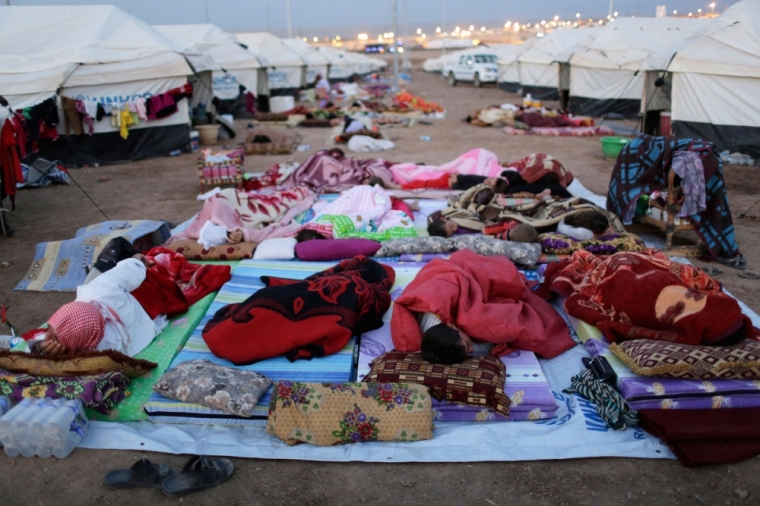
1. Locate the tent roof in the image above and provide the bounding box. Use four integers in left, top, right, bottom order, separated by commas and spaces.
0, 5, 193, 96
517, 29, 596, 65
496, 38, 538, 66
155, 24, 267, 70
569, 17, 709, 71
235, 32, 306, 68
644, 1, 760, 78
282, 39, 331, 67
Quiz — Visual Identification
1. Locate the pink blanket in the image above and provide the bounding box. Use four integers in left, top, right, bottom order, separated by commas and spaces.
168, 187, 316, 244
389, 148, 504, 184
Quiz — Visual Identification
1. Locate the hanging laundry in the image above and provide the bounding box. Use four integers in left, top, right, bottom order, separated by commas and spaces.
17, 97, 59, 142
74, 99, 95, 136
132, 97, 147, 121
146, 93, 178, 120
119, 106, 134, 140
1, 118, 25, 210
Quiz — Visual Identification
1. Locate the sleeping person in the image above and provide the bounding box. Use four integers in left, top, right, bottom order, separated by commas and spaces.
417, 312, 494, 364
556, 210, 615, 240
370, 174, 510, 193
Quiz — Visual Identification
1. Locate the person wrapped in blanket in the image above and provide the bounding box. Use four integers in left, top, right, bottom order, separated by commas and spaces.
202, 256, 395, 364
28, 244, 231, 357
391, 250, 575, 364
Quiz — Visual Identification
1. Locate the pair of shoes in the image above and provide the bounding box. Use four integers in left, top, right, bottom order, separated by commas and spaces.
104, 455, 234, 497
716, 255, 748, 270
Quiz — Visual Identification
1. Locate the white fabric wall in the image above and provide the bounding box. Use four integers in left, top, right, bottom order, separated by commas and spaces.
519, 62, 558, 89
267, 67, 303, 89
498, 63, 520, 84
570, 66, 643, 100
672, 72, 760, 127
62, 76, 190, 134
212, 69, 260, 99
641, 71, 672, 112
306, 65, 329, 84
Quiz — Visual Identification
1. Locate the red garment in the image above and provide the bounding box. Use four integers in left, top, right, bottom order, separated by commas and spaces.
400, 172, 450, 190
547, 249, 756, 346
130, 268, 189, 320
483, 221, 518, 238
639, 408, 760, 467
0, 118, 24, 209
390, 250, 574, 359
202, 256, 394, 364
48, 302, 106, 352
507, 153, 573, 187
390, 196, 414, 220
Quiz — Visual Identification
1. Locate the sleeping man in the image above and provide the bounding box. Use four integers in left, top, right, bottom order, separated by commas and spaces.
391, 250, 575, 364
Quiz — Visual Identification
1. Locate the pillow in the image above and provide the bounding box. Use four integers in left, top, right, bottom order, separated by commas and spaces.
449, 235, 542, 268
0, 349, 156, 379
364, 352, 511, 417
165, 239, 257, 260
153, 359, 272, 417
267, 381, 433, 446
253, 237, 297, 260
375, 237, 453, 257
295, 238, 381, 261
539, 232, 646, 256
609, 340, 760, 380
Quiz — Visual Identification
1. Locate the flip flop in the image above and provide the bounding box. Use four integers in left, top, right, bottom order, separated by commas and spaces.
103, 458, 180, 490
161, 455, 234, 498
716, 255, 747, 270
700, 266, 724, 276
739, 271, 760, 280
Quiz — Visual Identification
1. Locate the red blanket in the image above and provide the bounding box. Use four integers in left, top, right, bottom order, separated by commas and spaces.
546, 249, 755, 346
202, 256, 394, 364
507, 153, 573, 187
639, 408, 760, 466
390, 250, 574, 359
131, 247, 232, 319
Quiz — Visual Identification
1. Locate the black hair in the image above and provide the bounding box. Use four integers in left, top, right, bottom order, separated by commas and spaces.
492, 178, 509, 194
535, 172, 560, 185
295, 229, 327, 243
501, 170, 526, 186
564, 211, 610, 235
422, 324, 468, 365
427, 219, 449, 238
365, 176, 386, 189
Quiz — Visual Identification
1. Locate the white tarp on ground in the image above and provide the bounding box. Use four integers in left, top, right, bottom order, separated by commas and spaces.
282, 39, 330, 84
235, 32, 306, 90
0, 5, 194, 112
569, 17, 709, 102
155, 24, 270, 98
642, 1, 760, 128
517, 29, 595, 90
78, 178, 760, 463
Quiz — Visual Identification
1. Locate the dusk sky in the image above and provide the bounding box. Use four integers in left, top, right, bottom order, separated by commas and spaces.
10, 0, 736, 36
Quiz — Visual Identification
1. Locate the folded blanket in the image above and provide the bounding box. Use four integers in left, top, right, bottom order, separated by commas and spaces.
639, 408, 760, 466
280, 149, 395, 193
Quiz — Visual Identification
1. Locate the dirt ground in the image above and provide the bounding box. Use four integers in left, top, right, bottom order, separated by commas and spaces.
2, 53, 760, 505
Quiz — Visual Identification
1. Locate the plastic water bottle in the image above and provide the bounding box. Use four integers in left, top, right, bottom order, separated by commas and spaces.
419, 135, 431, 142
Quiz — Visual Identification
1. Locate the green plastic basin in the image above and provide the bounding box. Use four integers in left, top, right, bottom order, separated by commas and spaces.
601, 136, 632, 159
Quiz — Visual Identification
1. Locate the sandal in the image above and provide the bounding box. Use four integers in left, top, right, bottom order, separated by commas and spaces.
103, 458, 179, 490
739, 271, 760, 280
161, 455, 234, 497
700, 266, 724, 276
716, 255, 747, 270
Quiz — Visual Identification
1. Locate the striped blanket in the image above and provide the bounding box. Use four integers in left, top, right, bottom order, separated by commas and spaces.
503, 126, 615, 136
15, 220, 170, 292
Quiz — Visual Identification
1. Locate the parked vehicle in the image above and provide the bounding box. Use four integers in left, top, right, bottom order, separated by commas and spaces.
443, 53, 499, 87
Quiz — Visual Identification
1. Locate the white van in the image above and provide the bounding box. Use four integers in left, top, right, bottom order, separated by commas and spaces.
443, 53, 499, 87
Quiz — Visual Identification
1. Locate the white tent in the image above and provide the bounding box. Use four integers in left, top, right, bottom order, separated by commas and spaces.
315, 46, 356, 79
642, 1, 760, 157
282, 38, 331, 84
568, 17, 708, 118
155, 24, 270, 99
496, 39, 536, 92
0, 5, 196, 165
516, 29, 595, 100
235, 32, 307, 91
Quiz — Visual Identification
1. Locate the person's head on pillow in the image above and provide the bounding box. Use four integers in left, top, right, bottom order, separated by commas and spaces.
422, 324, 472, 365
363, 176, 387, 189
501, 170, 525, 186
564, 211, 610, 237
41, 302, 106, 356
427, 218, 457, 238
295, 229, 327, 243
507, 223, 539, 243
484, 177, 509, 194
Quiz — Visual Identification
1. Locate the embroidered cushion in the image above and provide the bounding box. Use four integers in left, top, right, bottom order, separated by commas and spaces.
267, 381, 433, 446
375, 237, 453, 257
165, 239, 257, 261
153, 360, 272, 417
253, 237, 297, 260
609, 339, 760, 380
0, 350, 156, 379
295, 238, 381, 261
364, 352, 511, 417
539, 232, 646, 256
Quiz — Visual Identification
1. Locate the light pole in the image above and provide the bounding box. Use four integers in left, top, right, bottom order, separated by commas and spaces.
609, 0, 614, 18
392, 0, 399, 92
441, 0, 446, 56
709, 2, 716, 15
286, 0, 292, 38
204, 0, 209, 23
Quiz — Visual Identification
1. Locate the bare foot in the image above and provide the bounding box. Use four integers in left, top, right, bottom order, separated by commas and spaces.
538, 189, 552, 201
408, 200, 420, 211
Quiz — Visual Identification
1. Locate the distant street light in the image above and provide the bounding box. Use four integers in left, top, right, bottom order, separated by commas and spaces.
709, 2, 716, 15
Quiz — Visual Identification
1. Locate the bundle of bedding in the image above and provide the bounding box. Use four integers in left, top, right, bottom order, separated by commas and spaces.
503, 126, 615, 136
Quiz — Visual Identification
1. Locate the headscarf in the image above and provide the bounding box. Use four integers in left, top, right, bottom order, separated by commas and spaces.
47, 301, 106, 352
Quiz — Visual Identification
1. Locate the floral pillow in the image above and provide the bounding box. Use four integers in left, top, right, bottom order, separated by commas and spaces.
364, 352, 511, 418
374, 237, 453, 257
610, 340, 760, 380
153, 360, 272, 417
539, 232, 646, 256
267, 381, 433, 446
449, 235, 542, 268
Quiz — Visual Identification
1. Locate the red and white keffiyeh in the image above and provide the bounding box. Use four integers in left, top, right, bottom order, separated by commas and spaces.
47, 301, 106, 352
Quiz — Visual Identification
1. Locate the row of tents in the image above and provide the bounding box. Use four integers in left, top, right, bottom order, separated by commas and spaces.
0, 5, 386, 164
423, 0, 760, 157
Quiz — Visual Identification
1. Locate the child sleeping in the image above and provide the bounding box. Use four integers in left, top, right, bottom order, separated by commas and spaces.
418, 312, 494, 364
